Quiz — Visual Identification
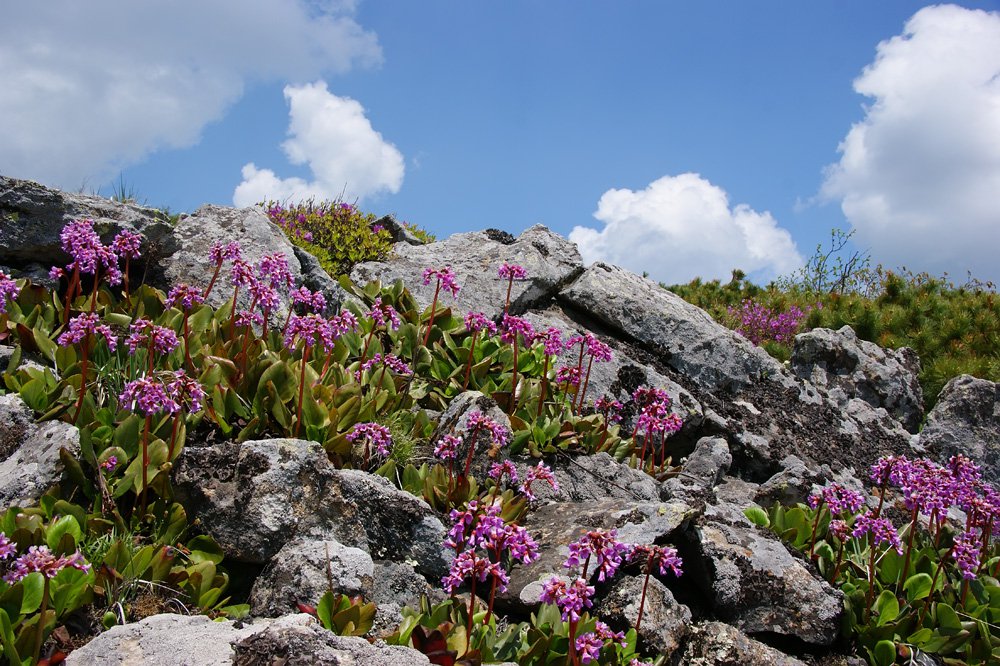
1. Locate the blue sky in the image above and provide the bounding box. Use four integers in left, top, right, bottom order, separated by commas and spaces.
3, 1, 999, 285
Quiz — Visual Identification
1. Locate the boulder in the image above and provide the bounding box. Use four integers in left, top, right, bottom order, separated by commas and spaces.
173, 439, 450, 579
918, 374, 1000, 485
689, 513, 843, 646
559, 262, 792, 394
0, 175, 176, 273
0, 393, 79, 508
65, 613, 272, 665
351, 225, 583, 319
792, 326, 923, 432
663, 436, 732, 503
679, 621, 809, 666
523, 452, 660, 504
504, 498, 698, 609
598, 575, 691, 656
373, 214, 424, 246
231, 614, 430, 665
160, 205, 343, 318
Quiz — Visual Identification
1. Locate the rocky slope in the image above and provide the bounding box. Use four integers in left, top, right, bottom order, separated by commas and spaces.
1, 174, 997, 664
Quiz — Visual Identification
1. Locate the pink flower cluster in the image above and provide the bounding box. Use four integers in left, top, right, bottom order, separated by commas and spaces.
728, 299, 810, 346
1, 541, 90, 584
346, 422, 393, 458
464, 311, 497, 335
58, 312, 118, 350
442, 501, 538, 595
520, 462, 559, 501
119, 370, 205, 415
0, 271, 20, 314
497, 262, 528, 280
126, 318, 180, 356
422, 266, 461, 297
51, 218, 128, 285
166, 283, 205, 311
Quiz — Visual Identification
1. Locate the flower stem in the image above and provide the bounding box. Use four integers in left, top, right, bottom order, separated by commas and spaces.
139, 414, 151, 517
72, 334, 90, 424
422, 281, 440, 347
808, 504, 825, 558
295, 345, 310, 438
32, 578, 50, 666
462, 331, 479, 390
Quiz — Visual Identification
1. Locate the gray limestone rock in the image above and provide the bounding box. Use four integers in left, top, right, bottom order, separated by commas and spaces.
691, 516, 843, 646
918, 374, 1000, 485
0, 175, 176, 273
679, 620, 809, 666
351, 225, 583, 320
173, 439, 450, 579
65, 613, 272, 665
792, 325, 923, 433
524, 452, 660, 504
598, 575, 691, 656
160, 205, 338, 320
0, 393, 79, 508
232, 614, 430, 665
559, 262, 792, 394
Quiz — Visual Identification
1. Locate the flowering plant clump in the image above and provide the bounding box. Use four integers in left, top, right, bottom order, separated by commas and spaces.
0, 270, 21, 315
753, 452, 1000, 664
728, 298, 810, 346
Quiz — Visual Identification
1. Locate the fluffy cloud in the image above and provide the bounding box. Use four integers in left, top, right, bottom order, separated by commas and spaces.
232, 82, 404, 206
821, 5, 1000, 282
0, 1, 380, 189
569, 173, 802, 284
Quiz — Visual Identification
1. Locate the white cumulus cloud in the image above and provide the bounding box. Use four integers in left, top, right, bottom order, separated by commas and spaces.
232, 81, 404, 206
569, 173, 803, 284
0, 1, 381, 189
821, 4, 1000, 282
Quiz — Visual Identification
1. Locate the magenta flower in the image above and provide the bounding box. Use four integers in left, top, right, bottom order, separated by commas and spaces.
361, 353, 412, 376
630, 543, 683, 577
0, 271, 21, 314
595, 397, 624, 423
284, 314, 336, 351
521, 462, 559, 501
422, 266, 461, 297
126, 318, 179, 355
575, 633, 603, 664
829, 519, 849, 541
540, 576, 595, 622
500, 314, 534, 345
258, 253, 293, 290
209, 241, 242, 264
368, 297, 401, 331
0, 534, 15, 560
434, 434, 462, 461
594, 621, 626, 647
556, 365, 581, 386
230, 259, 255, 287
100, 456, 118, 472
565, 529, 630, 582
346, 422, 393, 458
584, 334, 613, 362
235, 310, 264, 329
58, 312, 118, 351
291, 286, 327, 314
166, 283, 205, 311
120, 376, 181, 415
331, 310, 359, 336
851, 511, 902, 555
497, 262, 528, 280
464, 311, 497, 335
808, 483, 865, 516
465, 410, 510, 450
952, 530, 982, 580
441, 550, 501, 594
166, 370, 206, 413
488, 460, 519, 485
3, 545, 90, 584
111, 230, 142, 259
535, 327, 564, 356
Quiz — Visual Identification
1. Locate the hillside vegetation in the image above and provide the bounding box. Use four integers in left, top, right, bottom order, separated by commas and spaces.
664, 230, 1000, 410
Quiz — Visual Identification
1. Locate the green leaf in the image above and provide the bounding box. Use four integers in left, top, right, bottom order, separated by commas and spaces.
187, 535, 224, 565
872, 639, 896, 666
743, 506, 770, 528
0, 609, 23, 666
874, 590, 899, 626
936, 602, 962, 634
904, 573, 934, 603
45, 515, 82, 552
316, 590, 335, 630
18, 573, 43, 615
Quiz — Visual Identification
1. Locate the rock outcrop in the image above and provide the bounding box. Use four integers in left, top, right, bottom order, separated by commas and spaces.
918, 374, 1000, 484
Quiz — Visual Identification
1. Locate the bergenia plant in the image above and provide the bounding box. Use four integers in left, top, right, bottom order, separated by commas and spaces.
500, 314, 534, 413
497, 262, 528, 314
58, 312, 118, 423
462, 311, 497, 390
421, 266, 460, 346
